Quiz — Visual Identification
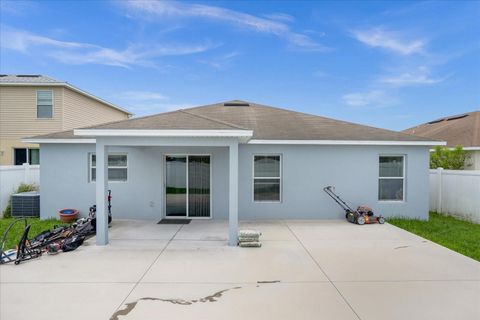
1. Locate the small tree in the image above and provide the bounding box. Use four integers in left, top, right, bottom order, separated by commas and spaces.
430, 145, 466, 170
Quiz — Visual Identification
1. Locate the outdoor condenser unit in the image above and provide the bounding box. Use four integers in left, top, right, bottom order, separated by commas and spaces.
11, 191, 40, 217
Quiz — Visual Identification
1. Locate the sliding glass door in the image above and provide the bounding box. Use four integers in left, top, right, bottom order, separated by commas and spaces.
165, 155, 211, 218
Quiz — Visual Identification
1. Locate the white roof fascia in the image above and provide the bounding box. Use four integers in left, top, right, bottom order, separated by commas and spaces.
248, 139, 446, 146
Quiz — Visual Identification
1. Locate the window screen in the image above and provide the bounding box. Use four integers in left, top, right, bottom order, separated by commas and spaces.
253, 155, 281, 201
379, 156, 404, 201
90, 153, 128, 182
37, 90, 53, 118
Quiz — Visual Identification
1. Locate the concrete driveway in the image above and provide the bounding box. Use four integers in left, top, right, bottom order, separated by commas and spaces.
1, 220, 479, 320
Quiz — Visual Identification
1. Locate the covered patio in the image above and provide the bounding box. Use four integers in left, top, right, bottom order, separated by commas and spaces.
1, 219, 478, 320
78, 130, 254, 247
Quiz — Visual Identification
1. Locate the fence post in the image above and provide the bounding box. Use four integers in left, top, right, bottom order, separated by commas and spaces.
437, 167, 443, 213
23, 163, 31, 184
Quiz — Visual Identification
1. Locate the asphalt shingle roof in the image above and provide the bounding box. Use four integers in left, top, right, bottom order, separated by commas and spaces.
29, 100, 435, 142
0, 74, 62, 84
403, 111, 480, 147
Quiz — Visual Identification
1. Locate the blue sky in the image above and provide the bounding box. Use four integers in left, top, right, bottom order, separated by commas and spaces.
1, 0, 479, 130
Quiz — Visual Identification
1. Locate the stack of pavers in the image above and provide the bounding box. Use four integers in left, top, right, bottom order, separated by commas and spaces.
238, 229, 262, 247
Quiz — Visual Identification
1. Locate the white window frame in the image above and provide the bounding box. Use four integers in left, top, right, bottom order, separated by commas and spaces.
378, 154, 406, 202
89, 152, 128, 183
13, 147, 40, 165
252, 154, 282, 203
36, 90, 54, 119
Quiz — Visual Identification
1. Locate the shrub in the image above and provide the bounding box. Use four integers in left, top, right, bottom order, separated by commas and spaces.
430, 145, 466, 170
2, 183, 38, 218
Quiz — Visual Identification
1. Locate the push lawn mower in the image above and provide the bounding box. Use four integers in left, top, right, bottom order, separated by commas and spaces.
323, 186, 385, 225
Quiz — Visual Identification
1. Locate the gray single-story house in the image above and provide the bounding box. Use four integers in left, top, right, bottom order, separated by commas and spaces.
25, 100, 444, 246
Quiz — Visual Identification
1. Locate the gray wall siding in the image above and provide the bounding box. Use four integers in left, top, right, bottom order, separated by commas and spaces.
40, 144, 230, 220
239, 144, 429, 220
40, 143, 429, 220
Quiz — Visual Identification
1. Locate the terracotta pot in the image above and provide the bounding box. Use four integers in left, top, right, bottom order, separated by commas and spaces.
59, 209, 79, 223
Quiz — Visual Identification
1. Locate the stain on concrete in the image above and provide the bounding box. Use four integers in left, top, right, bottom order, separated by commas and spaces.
394, 245, 410, 249
110, 286, 241, 320
257, 280, 281, 284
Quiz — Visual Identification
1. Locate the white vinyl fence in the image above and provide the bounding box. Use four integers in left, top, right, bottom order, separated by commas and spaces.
0, 164, 40, 215
430, 168, 480, 223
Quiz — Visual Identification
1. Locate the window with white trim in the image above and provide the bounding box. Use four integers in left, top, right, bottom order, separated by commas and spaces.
14, 148, 40, 165
89, 153, 128, 182
37, 90, 53, 118
378, 155, 404, 201
253, 155, 281, 202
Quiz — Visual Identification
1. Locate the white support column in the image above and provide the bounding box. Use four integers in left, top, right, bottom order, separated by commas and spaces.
95, 142, 109, 245
228, 142, 239, 246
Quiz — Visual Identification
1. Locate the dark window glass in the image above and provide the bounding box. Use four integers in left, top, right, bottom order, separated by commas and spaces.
14, 148, 27, 165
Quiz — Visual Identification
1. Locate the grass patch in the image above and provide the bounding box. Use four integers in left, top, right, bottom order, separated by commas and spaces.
389, 212, 480, 261
0, 218, 67, 251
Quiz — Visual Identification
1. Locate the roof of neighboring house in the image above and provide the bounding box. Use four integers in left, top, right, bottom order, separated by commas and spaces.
402, 110, 480, 147
0, 74, 132, 115
27, 100, 442, 145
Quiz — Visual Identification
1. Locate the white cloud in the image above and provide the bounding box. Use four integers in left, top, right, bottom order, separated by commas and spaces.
121, 1, 329, 52
1, 25, 216, 68
120, 91, 167, 101
351, 28, 425, 55
198, 51, 240, 69
379, 66, 449, 86
342, 90, 396, 108
262, 13, 295, 23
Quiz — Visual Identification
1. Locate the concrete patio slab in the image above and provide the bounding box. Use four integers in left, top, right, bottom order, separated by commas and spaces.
286, 220, 423, 241
301, 239, 480, 281
109, 220, 181, 240
1, 219, 478, 320
0, 238, 168, 283
141, 240, 328, 283
175, 219, 296, 241
1, 283, 134, 320
335, 281, 480, 320
113, 282, 357, 320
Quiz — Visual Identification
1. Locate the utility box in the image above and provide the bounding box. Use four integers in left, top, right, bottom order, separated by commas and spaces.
11, 191, 40, 217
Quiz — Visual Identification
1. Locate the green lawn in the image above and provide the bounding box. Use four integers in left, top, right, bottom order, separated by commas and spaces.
0, 218, 67, 251
389, 212, 480, 262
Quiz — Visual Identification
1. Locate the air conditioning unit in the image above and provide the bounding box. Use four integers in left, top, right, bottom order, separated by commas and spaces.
11, 191, 40, 217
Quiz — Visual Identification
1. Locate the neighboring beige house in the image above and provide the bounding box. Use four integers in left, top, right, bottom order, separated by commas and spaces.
0, 75, 131, 165
403, 110, 480, 169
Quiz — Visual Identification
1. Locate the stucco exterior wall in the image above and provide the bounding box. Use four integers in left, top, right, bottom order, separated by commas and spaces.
39, 143, 430, 220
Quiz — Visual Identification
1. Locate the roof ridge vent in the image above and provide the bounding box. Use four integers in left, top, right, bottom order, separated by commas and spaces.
223, 101, 250, 107
427, 118, 445, 124
446, 114, 469, 121
16, 74, 41, 77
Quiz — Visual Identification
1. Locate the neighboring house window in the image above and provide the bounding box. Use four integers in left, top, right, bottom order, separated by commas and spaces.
253, 155, 281, 202
379, 155, 405, 201
14, 148, 39, 165
37, 90, 53, 118
89, 153, 128, 182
